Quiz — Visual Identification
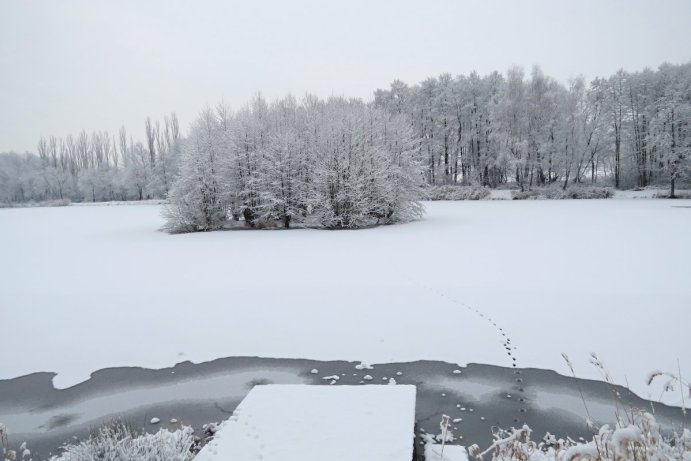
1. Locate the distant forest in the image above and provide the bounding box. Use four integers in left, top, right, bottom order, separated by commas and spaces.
1, 62, 689, 208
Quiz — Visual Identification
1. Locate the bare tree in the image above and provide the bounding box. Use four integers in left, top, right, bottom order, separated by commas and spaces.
145, 117, 156, 168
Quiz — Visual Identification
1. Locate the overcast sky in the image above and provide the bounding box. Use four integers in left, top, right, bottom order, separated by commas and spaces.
1, 0, 689, 153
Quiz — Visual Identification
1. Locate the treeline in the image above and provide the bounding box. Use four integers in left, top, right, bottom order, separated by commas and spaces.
374, 62, 690, 195
0, 114, 181, 204
1, 62, 689, 208
164, 95, 424, 231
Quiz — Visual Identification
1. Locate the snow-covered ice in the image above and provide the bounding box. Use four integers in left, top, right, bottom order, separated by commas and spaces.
0, 200, 689, 405
194, 384, 416, 461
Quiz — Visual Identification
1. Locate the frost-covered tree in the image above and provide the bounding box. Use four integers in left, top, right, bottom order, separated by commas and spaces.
0, 112, 181, 205
163, 95, 425, 232
255, 119, 305, 228
4, 61, 690, 204
650, 64, 691, 197
297, 97, 423, 228
123, 142, 152, 200
164, 108, 232, 232
0, 153, 42, 203
373, 61, 690, 191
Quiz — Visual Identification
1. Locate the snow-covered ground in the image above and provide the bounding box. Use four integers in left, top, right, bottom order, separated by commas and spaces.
1, 200, 689, 405
195, 384, 416, 461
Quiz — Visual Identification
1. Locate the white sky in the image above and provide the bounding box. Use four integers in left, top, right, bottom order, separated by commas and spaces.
1, 0, 690, 153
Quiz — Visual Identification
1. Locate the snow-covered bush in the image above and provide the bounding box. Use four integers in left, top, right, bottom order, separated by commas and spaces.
562, 186, 614, 199
467, 412, 690, 461
0, 423, 10, 460
49, 419, 198, 461
654, 190, 691, 199
0, 423, 33, 461
1, 423, 32, 461
0, 198, 70, 209
425, 185, 490, 201
512, 185, 613, 200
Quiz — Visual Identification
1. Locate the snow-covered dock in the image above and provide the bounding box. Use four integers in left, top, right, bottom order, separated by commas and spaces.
195, 384, 417, 461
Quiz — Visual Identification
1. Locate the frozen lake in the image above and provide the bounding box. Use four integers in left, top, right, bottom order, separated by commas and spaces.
1, 199, 689, 405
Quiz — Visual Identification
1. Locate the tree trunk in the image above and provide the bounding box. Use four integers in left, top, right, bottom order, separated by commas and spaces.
614, 136, 621, 189
563, 170, 570, 191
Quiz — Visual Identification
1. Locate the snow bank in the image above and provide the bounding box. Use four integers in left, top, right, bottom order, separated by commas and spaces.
0, 200, 689, 406
195, 384, 416, 461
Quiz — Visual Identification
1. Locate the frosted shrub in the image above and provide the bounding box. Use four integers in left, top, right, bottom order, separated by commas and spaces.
0, 423, 11, 461
528, 186, 558, 199
563, 186, 614, 199
654, 190, 691, 199
1, 424, 31, 461
49, 419, 198, 461
468, 412, 690, 461
0, 199, 70, 209
472, 425, 538, 461
425, 185, 490, 201
512, 185, 613, 200
512, 188, 559, 200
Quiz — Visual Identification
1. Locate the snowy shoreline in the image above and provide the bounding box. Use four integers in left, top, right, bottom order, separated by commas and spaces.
2, 186, 689, 210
